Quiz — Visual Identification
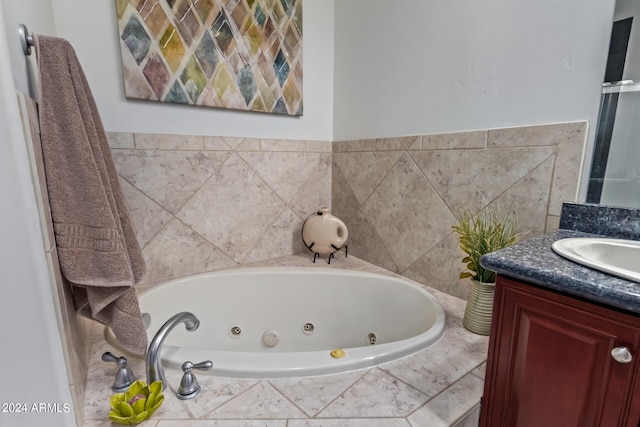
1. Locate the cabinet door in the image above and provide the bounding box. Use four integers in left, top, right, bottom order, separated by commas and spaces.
480, 276, 640, 427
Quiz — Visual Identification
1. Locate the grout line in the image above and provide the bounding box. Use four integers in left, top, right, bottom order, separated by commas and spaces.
404, 370, 484, 421
450, 403, 481, 427
544, 145, 560, 232
163, 149, 232, 215
116, 174, 171, 251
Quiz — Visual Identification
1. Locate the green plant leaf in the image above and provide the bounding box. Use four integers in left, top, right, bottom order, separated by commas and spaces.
110, 393, 125, 411
452, 207, 520, 282
118, 401, 134, 417
131, 410, 150, 424
145, 381, 163, 409
131, 397, 147, 415
147, 394, 164, 417
125, 381, 146, 401
148, 381, 163, 394
109, 410, 134, 425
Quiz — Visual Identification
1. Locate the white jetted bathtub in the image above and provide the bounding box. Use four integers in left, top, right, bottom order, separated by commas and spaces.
126, 267, 446, 378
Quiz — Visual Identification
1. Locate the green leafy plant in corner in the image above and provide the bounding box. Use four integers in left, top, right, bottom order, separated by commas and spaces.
452, 208, 520, 284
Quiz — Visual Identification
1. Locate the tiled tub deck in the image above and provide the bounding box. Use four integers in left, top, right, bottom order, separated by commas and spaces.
83, 255, 488, 427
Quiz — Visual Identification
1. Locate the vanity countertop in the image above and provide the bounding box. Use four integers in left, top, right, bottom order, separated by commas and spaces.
480, 229, 640, 315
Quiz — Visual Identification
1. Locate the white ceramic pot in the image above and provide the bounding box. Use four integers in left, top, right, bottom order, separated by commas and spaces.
302, 207, 349, 254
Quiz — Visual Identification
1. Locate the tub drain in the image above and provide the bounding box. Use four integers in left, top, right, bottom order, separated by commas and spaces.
368, 333, 377, 345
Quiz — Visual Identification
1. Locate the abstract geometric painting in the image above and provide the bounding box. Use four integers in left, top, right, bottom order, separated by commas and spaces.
114, 0, 302, 115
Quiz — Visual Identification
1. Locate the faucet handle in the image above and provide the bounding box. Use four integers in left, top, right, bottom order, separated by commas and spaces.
102, 352, 137, 393
176, 360, 213, 400
190, 360, 214, 371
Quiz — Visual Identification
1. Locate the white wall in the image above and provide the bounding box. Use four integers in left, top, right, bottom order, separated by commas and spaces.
333, 0, 615, 141
52, 0, 335, 140
0, 2, 75, 426
3, 0, 57, 96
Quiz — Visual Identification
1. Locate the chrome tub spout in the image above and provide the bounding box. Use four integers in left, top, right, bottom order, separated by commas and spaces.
146, 312, 200, 388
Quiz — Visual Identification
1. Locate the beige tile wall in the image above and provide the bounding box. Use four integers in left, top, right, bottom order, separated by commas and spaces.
332, 122, 588, 299
108, 133, 333, 286
110, 120, 587, 300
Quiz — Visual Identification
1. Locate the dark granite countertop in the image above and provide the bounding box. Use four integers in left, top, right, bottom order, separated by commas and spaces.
480, 229, 640, 315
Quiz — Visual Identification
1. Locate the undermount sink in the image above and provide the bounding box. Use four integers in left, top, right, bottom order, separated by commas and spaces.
551, 238, 640, 283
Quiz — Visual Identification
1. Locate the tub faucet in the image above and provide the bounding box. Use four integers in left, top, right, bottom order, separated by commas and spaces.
146, 312, 200, 388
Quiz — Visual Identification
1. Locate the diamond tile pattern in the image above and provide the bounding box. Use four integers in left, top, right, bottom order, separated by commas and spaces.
411, 146, 555, 215
177, 153, 285, 262
111, 149, 229, 214
116, 0, 303, 115
363, 153, 456, 271
107, 121, 586, 296
332, 121, 588, 299
109, 133, 331, 284
317, 369, 430, 418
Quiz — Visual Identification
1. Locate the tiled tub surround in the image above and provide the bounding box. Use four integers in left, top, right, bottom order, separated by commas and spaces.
83, 255, 489, 427
107, 132, 333, 286
332, 121, 587, 300
108, 120, 587, 300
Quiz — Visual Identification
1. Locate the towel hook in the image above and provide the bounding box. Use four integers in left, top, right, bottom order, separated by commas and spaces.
18, 24, 34, 56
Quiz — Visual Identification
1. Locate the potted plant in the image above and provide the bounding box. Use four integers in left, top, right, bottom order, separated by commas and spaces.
452, 207, 520, 335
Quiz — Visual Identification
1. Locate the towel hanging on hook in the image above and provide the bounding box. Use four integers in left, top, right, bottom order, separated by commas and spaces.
18, 23, 34, 56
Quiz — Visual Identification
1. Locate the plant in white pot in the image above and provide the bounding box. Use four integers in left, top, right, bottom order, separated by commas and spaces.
452, 208, 520, 335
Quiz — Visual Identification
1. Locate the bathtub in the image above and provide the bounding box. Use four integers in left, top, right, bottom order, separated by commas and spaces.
125, 267, 446, 378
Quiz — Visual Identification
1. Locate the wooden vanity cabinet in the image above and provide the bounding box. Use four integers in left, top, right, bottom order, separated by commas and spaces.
479, 275, 640, 427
